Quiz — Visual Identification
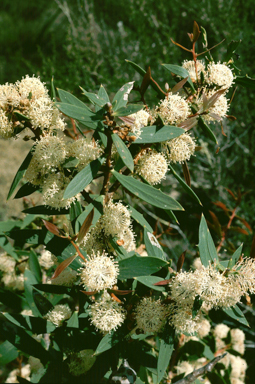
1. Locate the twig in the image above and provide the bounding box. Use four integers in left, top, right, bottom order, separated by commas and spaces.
216, 206, 237, 252
174, 353, 227, 384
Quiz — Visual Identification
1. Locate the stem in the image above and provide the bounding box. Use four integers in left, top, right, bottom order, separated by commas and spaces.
217, 206, 238, 252
101, 131, 113, 195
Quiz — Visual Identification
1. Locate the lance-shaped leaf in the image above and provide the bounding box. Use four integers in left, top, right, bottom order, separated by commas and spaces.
171, 76, 188, 93
51, 254, 79, 280
225, 40, 241, 61
55, 103, 98, 129
23, 205, 69, 215
112, 133, 134, 172
112, 170, 183, 211
228, 244, 243, 269
118, 255, 167, 279
140, 66, 152, 96
162, 64, 195, 92
112, 104, 144, 117
64, 157, 105, 199
144, 228, 164, 260
205, 88, 227, 110
235, 75, 255, 90
169, 163, 202, 205
112, 81, 134, 111
42, 220, 63, 238
223, 305, 249, 327
14, 182, 40, 199
157, 326, 175, 383
77, 209, 94, 244
198, 117, 218, 144
177, 250, 186, 272
128, 205, 153, 232
0, 340, 19, 365
198, 214, 218, 267
80, 87, 107, 107
135, 276, 165, 291
98, 84, 110, 103
33, 289, 54, 317
57, 88, 92, 111
7, 149, 33, 200
182, 161, 191, 187
29, 250, 42, 283
133, 125, 184, 144
192, 21, 201, 43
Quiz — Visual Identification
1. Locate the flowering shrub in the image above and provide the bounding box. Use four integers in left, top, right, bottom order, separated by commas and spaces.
0, 22, 254, 383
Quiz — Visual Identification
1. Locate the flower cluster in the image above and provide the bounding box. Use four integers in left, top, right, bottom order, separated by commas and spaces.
45, 304, 72, 327
162, 133, 196, 164
135, 297, 169, 333
135, 149, 168, 184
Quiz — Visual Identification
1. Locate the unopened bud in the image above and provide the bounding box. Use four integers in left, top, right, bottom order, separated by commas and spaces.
105, 102, 112, 111
165, 83, 170, 92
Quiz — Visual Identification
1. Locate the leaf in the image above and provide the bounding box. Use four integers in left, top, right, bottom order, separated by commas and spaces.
62, 156, 79, 169
133, 125, 184, 144
112, 170, 183, 211
177, 250, 186, 272
128, 205, 153, 232
112, 81, 134, 111
77, 209, 94, 244
98, 84, 110, 103
0, 340, 19, 365
192, 296, 203, 318
55, 103, 98, 129
64, 157, 105, 199
140, 66, 152, 96
135, 276, 165, 291
57, 88, 92, 111
198, 117, 218, 144
209, 210, 222, 237
42, 220, 63, 237
182, 161, 191, 187
51, 254, 79, 279
171, 77, 188, 94
94, 332, 121, 356
144, 228, 164, 260
226, 40, 241, 61
118, 255, 167, 279
234, 75, 255, 89
168, 163, 202, 205
223, 305, 249, 327
33, 289, 54, 317
162, 64, 195, 92
166, 210, 179, 224
0, 235, 19, 260
7, 149, 33, 200
66, 311, 79, 328
24, 269, 41, 317
228, 244, 243, 269
192, 21, 200, 43
206, 89, 227, 110
14, 182, 40, 199
80, 87, 107, 107
198, 214, 218, 267
23, 205, 69, 215
157, 326, 174, 383
75, 195, 103, 233
34, 284, 72, 295
113, 104, 144, 117
112, 133, 134, 172
29, 250, 42, 282
51, 76, 56, 101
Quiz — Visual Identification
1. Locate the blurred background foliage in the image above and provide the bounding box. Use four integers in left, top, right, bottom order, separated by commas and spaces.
0, 0, 254, 251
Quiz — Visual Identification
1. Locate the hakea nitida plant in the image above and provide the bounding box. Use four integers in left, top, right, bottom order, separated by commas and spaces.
0, 22, 254, 384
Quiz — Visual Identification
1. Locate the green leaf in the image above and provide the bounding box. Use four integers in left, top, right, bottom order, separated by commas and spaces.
112, 82, 134, 111
133, 125, 184, 144
109, 237, 131, 261
223, 305, 249, 327
144, 228, 164, 260
66, 311, 79, 328
33, 289, 54, 317
23, 205, 69, 215
0, 235, 19, 260
94, 332, 120, 356
192, 295, 203, 318
198, 117, 218, 144
113, 104, 144, 117
98, 84, 110, 103
7, 149, 33, 200
80, 87, 108, 107
135, 276, 165, 291
226, 40, 241, 61
24, 269, 41, 317
112, 171, 183, 211
166, 210, 179, 224
64, 157, 105, 199
168, 163, 202, 206
162, 64, 195, 92
29, 250, 42, 282
112, 133, 134, 172
118, 255, 167, 279
157, 326, 174, 383
234, 75, 255, 89
228, 244, 243, 269
75, 196, 103, 233
62, 156, 80, 169
0, 340, 19, 364
34, 284, 72, 295
55, 103, 98, 129
14, 182, 40, 199
198, 214, 218, 267
128, 206, 153, 232
57, 88, 92, 111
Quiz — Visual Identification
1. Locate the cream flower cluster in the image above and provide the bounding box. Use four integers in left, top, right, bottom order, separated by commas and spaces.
0, 75, 66, 139
45, 304, 72, 327
51, 267, 78, 287
196, 89, 229, 123
155, 93, 191, 125
39, 249, 58, 270
135, 297, 169, 333
162, 133, 196, 164
89, 292, 126, 333
67, 138, 103, 172
128, 109, 150, 138
135, 149, 168, 185
182, 59, 206, 82
0, 252, 25, 291
80, 251, 119, 291
82, 201, 136, 254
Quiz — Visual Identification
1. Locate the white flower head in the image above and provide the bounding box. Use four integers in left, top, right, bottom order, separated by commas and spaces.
16, 75, 49, 100
182, 60, 205, 82
129, 109, 150, 137
156, 93, 190, 125
2, 273, 24, 291
101, 200, 131, 238
28, 96, 54, 129
206, 62, 234, 89
0, 253, 16, 273
231, 328, 245, 355
80, 251, 119, 291
169, 302, 204, 335
68, 349, 96, 376
197, 318, 211, 338
51, 268, 77, 287
67, 138, 103, 172
230, 257, 255, 295
45, 304, 72, 327
229, 355, 247, 380
39, 250, 58, 270
214, 323, 230, 339
0, 83, 21, 109
175, 361, 194, 376
89, 292, 126, 333
135, 297, 169, 333
135, 149, 168, 185
197, 90, 229, 122
0, 110, 14, 139
6, 364, 31, 383
162, 133, 196, 164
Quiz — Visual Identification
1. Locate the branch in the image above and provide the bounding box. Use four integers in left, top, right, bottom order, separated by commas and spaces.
174, 353, 227, 384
